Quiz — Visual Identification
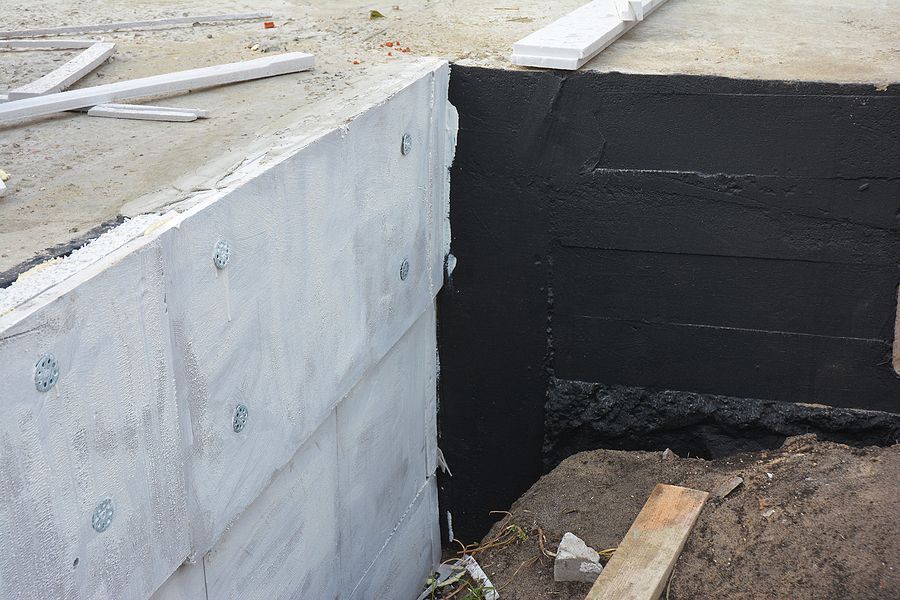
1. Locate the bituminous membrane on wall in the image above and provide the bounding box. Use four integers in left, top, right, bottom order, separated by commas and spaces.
0, 58, 456, 599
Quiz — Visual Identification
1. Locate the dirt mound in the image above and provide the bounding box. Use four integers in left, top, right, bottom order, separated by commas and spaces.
471, 435, 899, 599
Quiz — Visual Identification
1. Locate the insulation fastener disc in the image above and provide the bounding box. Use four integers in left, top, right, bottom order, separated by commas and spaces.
233, 403, 249, 433
213, 239, 231, 269
401, 132, 412, 155
34, 353, 59, 392
400, 258, 410, 281
92, 498, 114, 533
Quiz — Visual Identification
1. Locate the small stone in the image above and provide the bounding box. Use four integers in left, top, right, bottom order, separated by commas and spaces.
554, 532, 603, 583
662, 448, 679, 460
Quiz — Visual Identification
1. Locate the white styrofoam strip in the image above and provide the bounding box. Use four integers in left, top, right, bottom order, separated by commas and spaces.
0, 39, 101, 49
0, 52, 314, 123
0, 12, 273, 39
91, 103, 209, 117
462, 556, 500, 600
7, 42, 116, 99
87, 104, 202, 122
614, 0, 645, 21
511, 0, 669, 70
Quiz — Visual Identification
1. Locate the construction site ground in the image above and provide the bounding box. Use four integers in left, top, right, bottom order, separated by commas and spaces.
471, 436, 900, 599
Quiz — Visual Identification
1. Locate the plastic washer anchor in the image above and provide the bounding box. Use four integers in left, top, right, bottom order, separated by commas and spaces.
34, 353, 59, 392
399, 258, 410, 281
213, 239, 231, 269
401, 132, 412, 156
233, 404, 249, 433
91, 499, 114, 533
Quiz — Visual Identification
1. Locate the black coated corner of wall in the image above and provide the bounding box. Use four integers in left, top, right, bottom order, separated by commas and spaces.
438, 63, 900, 542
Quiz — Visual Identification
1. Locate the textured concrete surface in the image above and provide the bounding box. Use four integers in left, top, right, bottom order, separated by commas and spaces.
1, 0, 898, 274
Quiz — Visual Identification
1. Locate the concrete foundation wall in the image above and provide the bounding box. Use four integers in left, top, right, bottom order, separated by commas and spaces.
0, 58, 454, 599
438, 65, 900, 541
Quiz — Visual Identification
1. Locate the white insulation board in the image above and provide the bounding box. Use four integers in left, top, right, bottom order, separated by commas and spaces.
337, 306, 437, 594
0, 58, 455, 599
350, 477, 441, 600
165, 61, 452, 555
511, 0, 669, 70
0, 241, 190, 599
153, 307, 440, 600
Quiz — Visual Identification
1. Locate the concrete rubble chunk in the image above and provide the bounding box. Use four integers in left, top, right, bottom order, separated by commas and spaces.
554, 532, 603, 583
662, 448, 679, 460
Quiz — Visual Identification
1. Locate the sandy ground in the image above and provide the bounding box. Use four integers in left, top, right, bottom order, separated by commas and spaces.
470, 435, 900, 599
1, 0, 898, 275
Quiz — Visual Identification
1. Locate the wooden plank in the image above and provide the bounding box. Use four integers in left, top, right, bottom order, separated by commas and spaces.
0, 52, 314, 124
87, 104, 200, 122
511, 0, 669, 70
0, 39, 100, 49
0, 12, 273, 39
7, 42, 116, 99
586, 484, 708, 600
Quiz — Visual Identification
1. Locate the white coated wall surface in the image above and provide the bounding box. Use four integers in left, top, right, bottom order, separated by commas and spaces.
0, 58, 455, 599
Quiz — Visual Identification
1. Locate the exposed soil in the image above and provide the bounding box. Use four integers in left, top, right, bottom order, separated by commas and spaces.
471, 435, 899, 599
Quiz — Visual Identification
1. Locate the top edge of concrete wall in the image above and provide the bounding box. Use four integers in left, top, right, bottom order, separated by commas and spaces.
1, 0, 897, 281
0, 57, 452, 325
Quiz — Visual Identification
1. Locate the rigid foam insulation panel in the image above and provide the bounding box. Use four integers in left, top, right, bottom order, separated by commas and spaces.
0, 241, 190, 599
163, 59, 453, 556
152, 307, 439, 599
337, 306, 438, 596
0, 58, 455, 599
348, 477, 441, 600
191, 306, 438, 599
